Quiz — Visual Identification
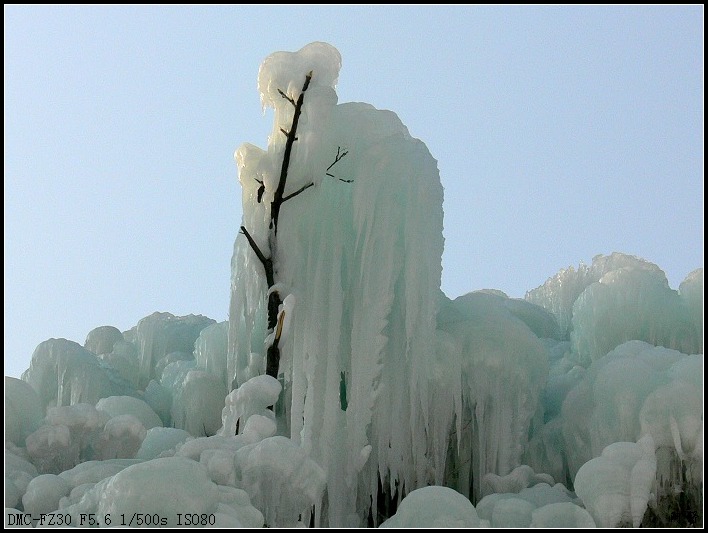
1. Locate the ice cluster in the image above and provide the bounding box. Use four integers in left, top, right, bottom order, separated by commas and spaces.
5, 42, 703, 528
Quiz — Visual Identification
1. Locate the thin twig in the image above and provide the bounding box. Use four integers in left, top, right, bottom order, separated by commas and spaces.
325, 146, 352, 182
239, 226, 274, 286
326, 146, 349, 172
278, 89, 296, 107
282, 182, 314, 202
271, 71, 313, 234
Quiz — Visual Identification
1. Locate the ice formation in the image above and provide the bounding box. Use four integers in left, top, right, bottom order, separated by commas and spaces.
379, 486, 482, 528
574, 437, 657, 527
4, 42, 703, 528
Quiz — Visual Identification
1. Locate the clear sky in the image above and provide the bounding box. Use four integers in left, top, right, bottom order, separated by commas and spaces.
4, 6, 703, 378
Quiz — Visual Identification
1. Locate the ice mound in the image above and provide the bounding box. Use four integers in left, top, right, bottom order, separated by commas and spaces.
26, 404, 108, 474
95, 395, 162, 430
236, 436, 326, 527
530, 502, 596, 528
380, 486, 481, 528
476, 482, 580, 527
93, 415, 146, 460
219, 375, 281, 437
96, 457, 262, 527
22, 339, 133, 409
5, 452, 38, 510
135, 427, 191, 460
561, 341, 701, 476
481, 464, 555, 497
124, 312, 215, 387
5, 377, 43, 446
84, 326, 124, 355
58, 459, 137, 488
22, 474, 70, 516
526, 254, 701, 365
574, 437, 656, 527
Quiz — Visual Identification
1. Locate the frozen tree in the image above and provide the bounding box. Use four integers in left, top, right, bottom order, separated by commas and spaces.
239, 70, 349, 382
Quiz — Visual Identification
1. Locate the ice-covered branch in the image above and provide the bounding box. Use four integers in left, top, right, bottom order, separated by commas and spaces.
277, 89, 296, 107
240, 226, 274, 288
325, 146, 352, 182
325, 146, 348, 173
282, 182, 314, 203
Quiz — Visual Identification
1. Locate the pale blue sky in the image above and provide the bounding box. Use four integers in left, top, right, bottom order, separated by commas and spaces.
4, 6, 703, 378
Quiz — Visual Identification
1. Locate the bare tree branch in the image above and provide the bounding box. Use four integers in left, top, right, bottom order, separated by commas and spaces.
240, 226, 274, 287
326, 146, 349, 172
254, 179, 265, 203
324, 146, 352, 182
277, 89, 296, 107
282, 182, 314, 203
271, 71, 313, 234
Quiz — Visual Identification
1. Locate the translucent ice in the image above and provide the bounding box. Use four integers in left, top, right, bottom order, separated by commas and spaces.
193, 321, 229, 389
57, 460, 136, 488
526, 253, 664, 340
571, 267, 698, 365
560, 341, 700, 477
438, 292, 549, 499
